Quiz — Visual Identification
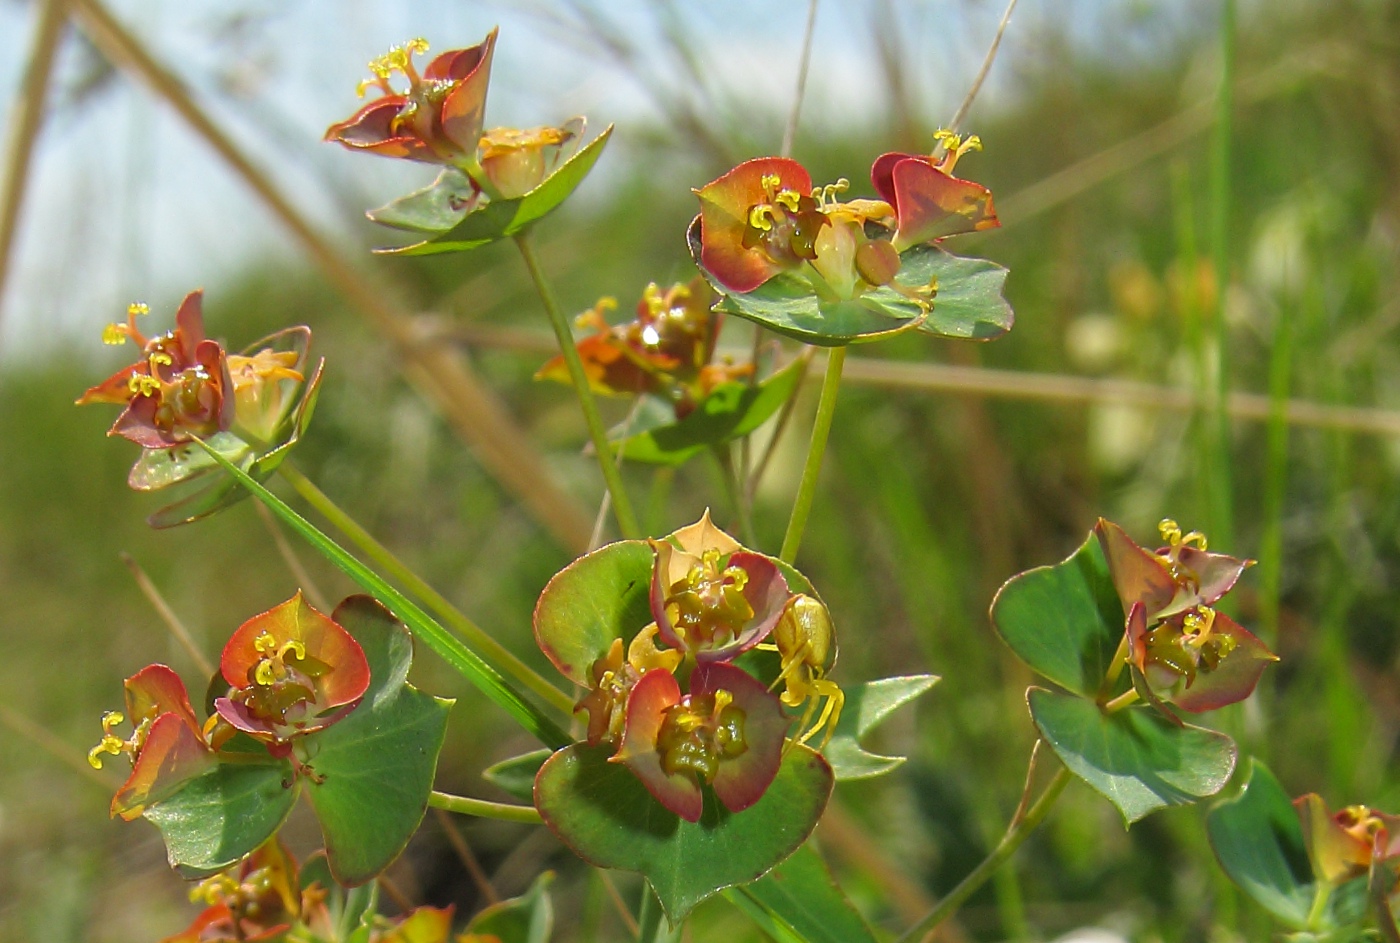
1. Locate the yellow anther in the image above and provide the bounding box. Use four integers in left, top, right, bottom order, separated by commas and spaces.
148, 351, 173, 368
253, 631, 278, 654
254, 661, 278, 686
102, 324, 128, 346
1159, 518, 1208, 551
88, 711, 129, 769
643, 283, 667, 318
712, 689, 734, 715
774, 189, 802, 213
279, 639, 307, 663
127, 302, 150, 319
127, 374, 161, 396
102, 710, 125, 732
760, 173, 781, 191
747, 204, 775, 232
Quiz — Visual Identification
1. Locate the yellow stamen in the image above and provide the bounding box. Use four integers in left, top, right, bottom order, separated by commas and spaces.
748, 204, 775, 232
253, 631, 278, 654
87, 711, 128, 769
127, 374, 161, 397
101, 324, 127, 346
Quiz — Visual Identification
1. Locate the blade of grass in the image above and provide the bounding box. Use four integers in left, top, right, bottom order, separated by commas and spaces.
946, 0, 1019, 133
195, 439, 572, 749
277, 462, 575, 715
780, 346, 846, 564
1207, 0, 1238, 548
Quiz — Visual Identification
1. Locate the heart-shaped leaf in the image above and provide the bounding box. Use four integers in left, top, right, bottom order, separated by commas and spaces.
484, 748, 554, 803
380, 128, 613, 255
824, 674, 939, 781
533, 539, 655, 685
302, 596, 454, 885
991, 533, 1125, 698
535, 742, 833, 923
143, 759, 298, 877
368, 166, 480, 233
1206, 759, 1317, 929
461, 871, 555, 943
1029, 687, 1236, 824
128, 432, 251, 491
689, 220, 1012, 347
611, 357, 807, 466
740, 843, 879, 943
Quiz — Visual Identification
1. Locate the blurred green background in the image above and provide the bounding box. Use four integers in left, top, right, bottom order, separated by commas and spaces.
2, 0, 1400, 940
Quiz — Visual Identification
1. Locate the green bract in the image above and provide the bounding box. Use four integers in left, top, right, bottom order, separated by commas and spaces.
373, 127, 613, 254
687, 218, 1012, 347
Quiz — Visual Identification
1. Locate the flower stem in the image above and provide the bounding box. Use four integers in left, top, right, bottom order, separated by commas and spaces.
515, 231, 641, 539
780, 346, 847, 563
713, 444, 757, 547
1305, 879, 1331, 931
1103, 688, 1141, 714
895, 766, 1071, 943
277, 463, 575, 715
429, 790, 543, 825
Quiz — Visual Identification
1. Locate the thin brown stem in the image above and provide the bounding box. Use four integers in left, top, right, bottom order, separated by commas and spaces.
120, 552, 215, 678
0, 701, 109, 789
433, 808, 499, 905
781, 0, 820, 158
946, 0, 1019, 133
254, 501, 330, 612
376, 874, 415, 913
600, 871, 641, 938
0, 0, 67, 338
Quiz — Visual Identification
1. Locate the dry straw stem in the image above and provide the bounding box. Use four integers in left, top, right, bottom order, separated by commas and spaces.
254, 501, 331, 613
120, 551, 216, 679
946, 0, 1019, 134
428, 322, 1400, 440
66, 0, 594, 553
0, 0, 68, 339
0, 701, 109, 790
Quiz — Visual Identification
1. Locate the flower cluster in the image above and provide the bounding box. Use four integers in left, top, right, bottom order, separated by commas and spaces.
89, 593, 369, 816
77, 290, 321, 523
325, 31, 586, 208
536, 278, 751, 418
694, 130, 998, 306
1096, 518, 1277, 713
1296, 794, 1400, 894
537, 513, 842, 822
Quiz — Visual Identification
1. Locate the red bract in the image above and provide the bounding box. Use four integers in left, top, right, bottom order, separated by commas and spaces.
76, 290, 235, 448
871, 130, 999, 251
1295, 794, 1400, 889
1098, 519, 1274, 713
612, 662, 787, 822
695, 157, 825, 293
649, 513, 791, 662
214, 592, 370, 750
324, 32, 497, 167
88, 664, 215, 821
536, 279, 751, 414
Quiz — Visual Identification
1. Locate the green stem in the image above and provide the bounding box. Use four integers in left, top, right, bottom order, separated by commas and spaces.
279, 463, 575, 716
637, 883, 672, 943
429, 790, 543, 825
1103, 688, 1141, 714
713, 444, 757, 547
515, 231, 641, 539
197, 439, 572, 749
780, 346, 846, 563
1208, 0, 1237, 548
1305, 879, 1332, 931
896, 767, 1071, 943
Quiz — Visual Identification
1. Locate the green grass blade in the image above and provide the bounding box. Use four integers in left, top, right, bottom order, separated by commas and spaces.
193, 438, 571, 749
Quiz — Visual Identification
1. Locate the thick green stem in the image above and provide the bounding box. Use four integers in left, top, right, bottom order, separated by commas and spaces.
780, 347, 847, 563
1305, 879, 1332, 931
515, 231, 641, 539
279, 463, 575, 716
429, 790, 543, 825
896, 767, 1071, 943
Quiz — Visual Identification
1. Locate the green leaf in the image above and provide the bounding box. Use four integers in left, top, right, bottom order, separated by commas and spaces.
193, 437, 572, 749
533, 539, 654, 685
897, 244, 1013, 341
611, 358, 806, 466
689, 220, 1012, 347
368, 167, 479, 233
461, 871, 555, 943
128, 432, 251, 491
824, 675, 939, 781
990, 532, 1124, 697
484, 748, 554, 803
1029, 687, 1236, 824
536, 742, 833, 923
1206, 759, 1317, 929
146, 453, 255, 529
302, 596, 454, 885
382, 128, 613, 255
143, 760, 298, 877
741, 844, 879, 943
